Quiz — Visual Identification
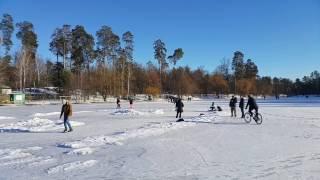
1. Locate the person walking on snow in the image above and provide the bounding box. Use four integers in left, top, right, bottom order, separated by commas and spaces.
239, 96, 245, 118
229, 96, 237, 117
175, 98, 184, 118
246, 95, 258, 118
116, 98, 121, 108
129, 98, 133, 109
60, 100, 73, 133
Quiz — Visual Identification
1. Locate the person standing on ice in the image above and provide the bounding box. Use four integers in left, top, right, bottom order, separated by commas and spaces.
116, 97, 120, 108
246, 95, 258, 117
60, 100, 73, 133
129, 98, 133, 108
210, 101, 215, 111
239, 96, 245, 118
175, 98, 184, 118
229, 96, 237, 117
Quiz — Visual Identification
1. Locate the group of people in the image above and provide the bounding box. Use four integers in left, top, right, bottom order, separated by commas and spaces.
59, 97, 135, 133
59, 95, 258, 133
229, 95, 258, 118
116, 97, 134, 109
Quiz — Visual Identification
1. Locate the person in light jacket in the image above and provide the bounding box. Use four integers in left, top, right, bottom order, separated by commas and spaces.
60, 100, 73, 133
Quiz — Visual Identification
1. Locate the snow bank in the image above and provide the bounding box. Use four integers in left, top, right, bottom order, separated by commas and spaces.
33, 112, 60, 117
59, 121, 195, 149
189, 113, 221, 123
0, 117, 85, 132
25, 101, 60, 105
111, 109, 145, 116
111, 109, 165, 116
0, 116, 15, 120
33, 110, 94, 118
66, 147, 95, 155
59, 113, 220, 154
0, 146, 55, 167
151, 109, 164, 115
47, 160, 98, 174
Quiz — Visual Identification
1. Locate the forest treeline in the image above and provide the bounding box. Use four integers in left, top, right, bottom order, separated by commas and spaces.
0, 13, 319, 98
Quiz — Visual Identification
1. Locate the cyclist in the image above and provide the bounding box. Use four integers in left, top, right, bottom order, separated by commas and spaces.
245, 95, 258, 119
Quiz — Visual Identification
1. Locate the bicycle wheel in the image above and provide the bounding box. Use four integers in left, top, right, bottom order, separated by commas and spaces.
255, 113, 263, 125
244, 112, 252, 123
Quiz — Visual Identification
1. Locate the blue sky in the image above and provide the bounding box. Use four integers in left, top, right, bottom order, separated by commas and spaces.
0, 0, 319, 79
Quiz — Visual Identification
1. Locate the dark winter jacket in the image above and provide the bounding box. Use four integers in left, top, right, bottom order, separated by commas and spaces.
239, 98, 244, 108
60, 103, 72, 118
229, 97, 237, 108
246, 97, 258, 109
176, 99, 184, 112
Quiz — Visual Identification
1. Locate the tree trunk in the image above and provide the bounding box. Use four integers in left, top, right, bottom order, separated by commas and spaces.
63, 42, 66, 69
127, 64, 130, 97
36, 56, 40, 86
159, 62, 162, 95
19, 53, 23, 91
121, 61, 125, 96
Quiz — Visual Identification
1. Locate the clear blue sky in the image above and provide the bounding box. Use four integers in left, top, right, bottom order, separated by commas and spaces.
1, 0, 319, 80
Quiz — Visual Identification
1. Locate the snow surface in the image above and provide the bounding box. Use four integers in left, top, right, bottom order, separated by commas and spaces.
0, 116, 15, 120
0, 117, 85, 132
0, 98, 320, 179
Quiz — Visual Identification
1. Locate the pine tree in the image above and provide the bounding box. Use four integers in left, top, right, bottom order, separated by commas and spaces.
244, 59, 258, 79
16, 21, 38, 90
153, 39, 167, 94
122, 31, 134, 97
0, 13, 14, 56
49, 25, 72, 68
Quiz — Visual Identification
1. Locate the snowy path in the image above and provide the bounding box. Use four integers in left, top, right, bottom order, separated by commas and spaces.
0, 99, 320, 179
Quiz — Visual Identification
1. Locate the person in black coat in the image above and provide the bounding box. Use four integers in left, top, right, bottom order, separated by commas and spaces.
246, 95, 258, 117
239, 96, 245, 118
116, 98, 120, 108
229, 96, 237, 117
129, 98, 133, 108
175, 98, 184, 118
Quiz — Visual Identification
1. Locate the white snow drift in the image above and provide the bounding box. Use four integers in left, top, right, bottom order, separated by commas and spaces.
0, 117, 85, 132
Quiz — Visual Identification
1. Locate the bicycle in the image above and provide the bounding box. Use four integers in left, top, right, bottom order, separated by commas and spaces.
244, 111, 263, 125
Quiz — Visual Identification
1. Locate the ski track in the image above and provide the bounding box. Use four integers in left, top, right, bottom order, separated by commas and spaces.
0, 146, 55, 168
47, 160, 98, 174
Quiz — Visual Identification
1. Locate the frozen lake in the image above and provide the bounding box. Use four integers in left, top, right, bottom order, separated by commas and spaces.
0, 98, 320, 179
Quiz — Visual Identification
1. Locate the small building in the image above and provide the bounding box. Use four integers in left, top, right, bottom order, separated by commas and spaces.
0, 85, 12, 95
9, 92, 25, 104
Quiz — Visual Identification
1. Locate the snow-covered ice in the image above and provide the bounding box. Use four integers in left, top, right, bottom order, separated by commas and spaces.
111, 108, 145, 116
66, 147, 96, 155
0, 116, 15, 120
47, 160, 98, 174
58, 120, 199, 149
0, 117, 85, 132
0, 146, 55, 168
0, 98, 320, 179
